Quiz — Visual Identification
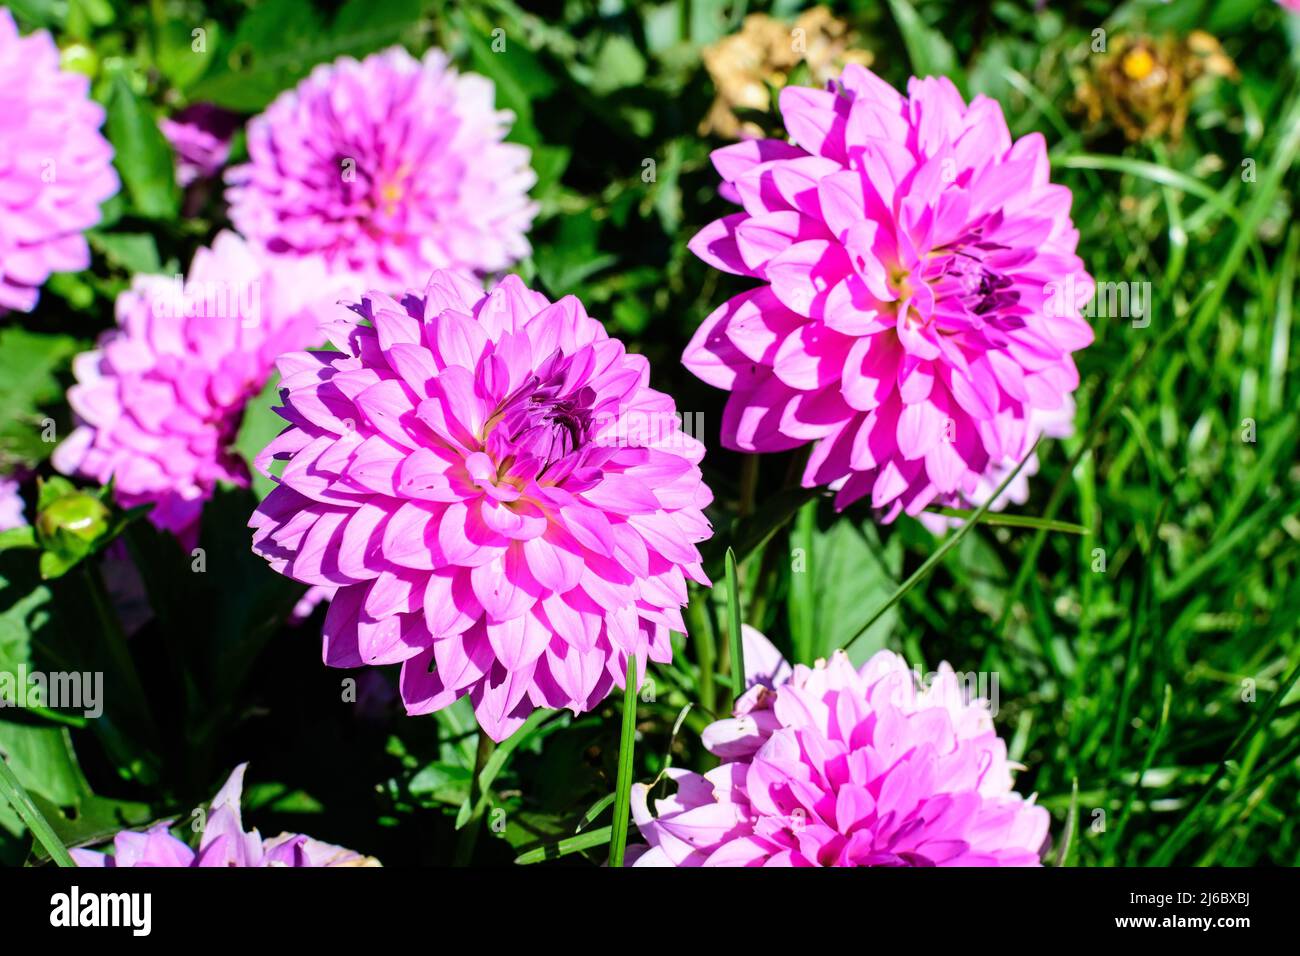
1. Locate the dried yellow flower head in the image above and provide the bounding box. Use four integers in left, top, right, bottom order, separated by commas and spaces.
1074, 31, 1237, 143
700, 7, 873, 139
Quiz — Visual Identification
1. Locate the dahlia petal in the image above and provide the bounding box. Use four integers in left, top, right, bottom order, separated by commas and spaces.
687, 213, 756, 277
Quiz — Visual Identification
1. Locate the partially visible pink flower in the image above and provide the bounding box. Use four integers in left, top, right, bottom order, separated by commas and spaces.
0, 8, 118, 311
53, 231, 336, 546
291, 584, 336, 625
226, 47, 537, 294
918, 399, 1075, 534
631, 629, 1049, 866
1279, 1, 1300, 13
684, 65, 1093, 521
160, 104, 240, 187
72, 763, 379, 867
250, 271, 713, 741
0, 477, 26, 530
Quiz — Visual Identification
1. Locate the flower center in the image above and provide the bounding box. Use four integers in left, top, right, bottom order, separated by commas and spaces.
942, 251, 1018, 316
490, 366, 597, 472
889, 266, 913, 301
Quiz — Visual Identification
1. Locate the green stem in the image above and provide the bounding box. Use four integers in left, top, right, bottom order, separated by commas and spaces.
686, 590, 716, 716
0, 753, 75, 867
453, 731, 496, 866
738, 455, 758, 518
725, 548, 745, 712
608, 654, 638, 867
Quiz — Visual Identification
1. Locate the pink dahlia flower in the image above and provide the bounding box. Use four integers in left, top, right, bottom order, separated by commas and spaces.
249, 271, 713, 741
0, 476, 26, 530
631, 627, 1049, 866
53, 231, 334, 545
226, 47, 537, 293
0, 8, 118, 312
72, 764, 379, 867
160, 104, 240, 187
290, 584, 337, 625
685, 65, 1093, 520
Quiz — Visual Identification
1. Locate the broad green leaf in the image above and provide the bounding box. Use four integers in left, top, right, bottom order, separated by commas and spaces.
156, 19, 219, 91
105, 74, 180, 219
0, 329, 80, 471
803, 517, 902, 665
87, 231, 162, 275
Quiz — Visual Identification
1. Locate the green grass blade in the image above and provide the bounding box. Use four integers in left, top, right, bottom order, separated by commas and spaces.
1108, 684, 1172, 865
701, 486, 818, 580
1056, 153, 1244, 226
686, 587, 717, 716
576, 792, 616, 833
516, 825, 611, 865
725, 547, 745, 710
1149, 648, 1300, 865
922, 506, 1089, 535
0, 752, 75, 867
847, 439, 1041, 652
607, 654, 638, 867
1053, 777, 1080, 868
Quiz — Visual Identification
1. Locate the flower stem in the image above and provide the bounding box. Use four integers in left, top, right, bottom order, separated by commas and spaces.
608, 654, 638, 867
453, 730, 496, 866
725, 548, 745, 712
686, 590, 716, 716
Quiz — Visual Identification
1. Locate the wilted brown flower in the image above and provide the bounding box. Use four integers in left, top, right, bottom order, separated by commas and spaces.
1074, 31, 1237, 143
700, 7, 873, 139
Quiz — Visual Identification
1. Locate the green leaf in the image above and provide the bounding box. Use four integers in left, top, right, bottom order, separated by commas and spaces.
233, 373, 285, 501
105, 74, 180, 219
0, 328, 80, 471
534, 212, 617, 296
724, 548, 744, 708
589, 35, 646, 95
515, 824, 611, 864
887, 0, 966, 91
0, 527, 37, 553
0, 573, 48, 700
156, 19, 219, 91
701, 486, 819, 582
5, 0, 63, 29
0, 723, 88, 808
0, 742, 75, 866
189, 0, 398, 112
800, 516, 903, 665
460, 8, 558, 130
87, 231, 162, 275
332, 0, 424, 44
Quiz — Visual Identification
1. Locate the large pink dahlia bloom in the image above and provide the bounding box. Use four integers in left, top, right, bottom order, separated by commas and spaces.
226, 47, 537, 293
53, 231, 333, 545
249, 271, 714, 741
685, 65, 1093, 520
0, 8, 118, 311
631, 628, 1049, 866
72, 764, 378, 867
